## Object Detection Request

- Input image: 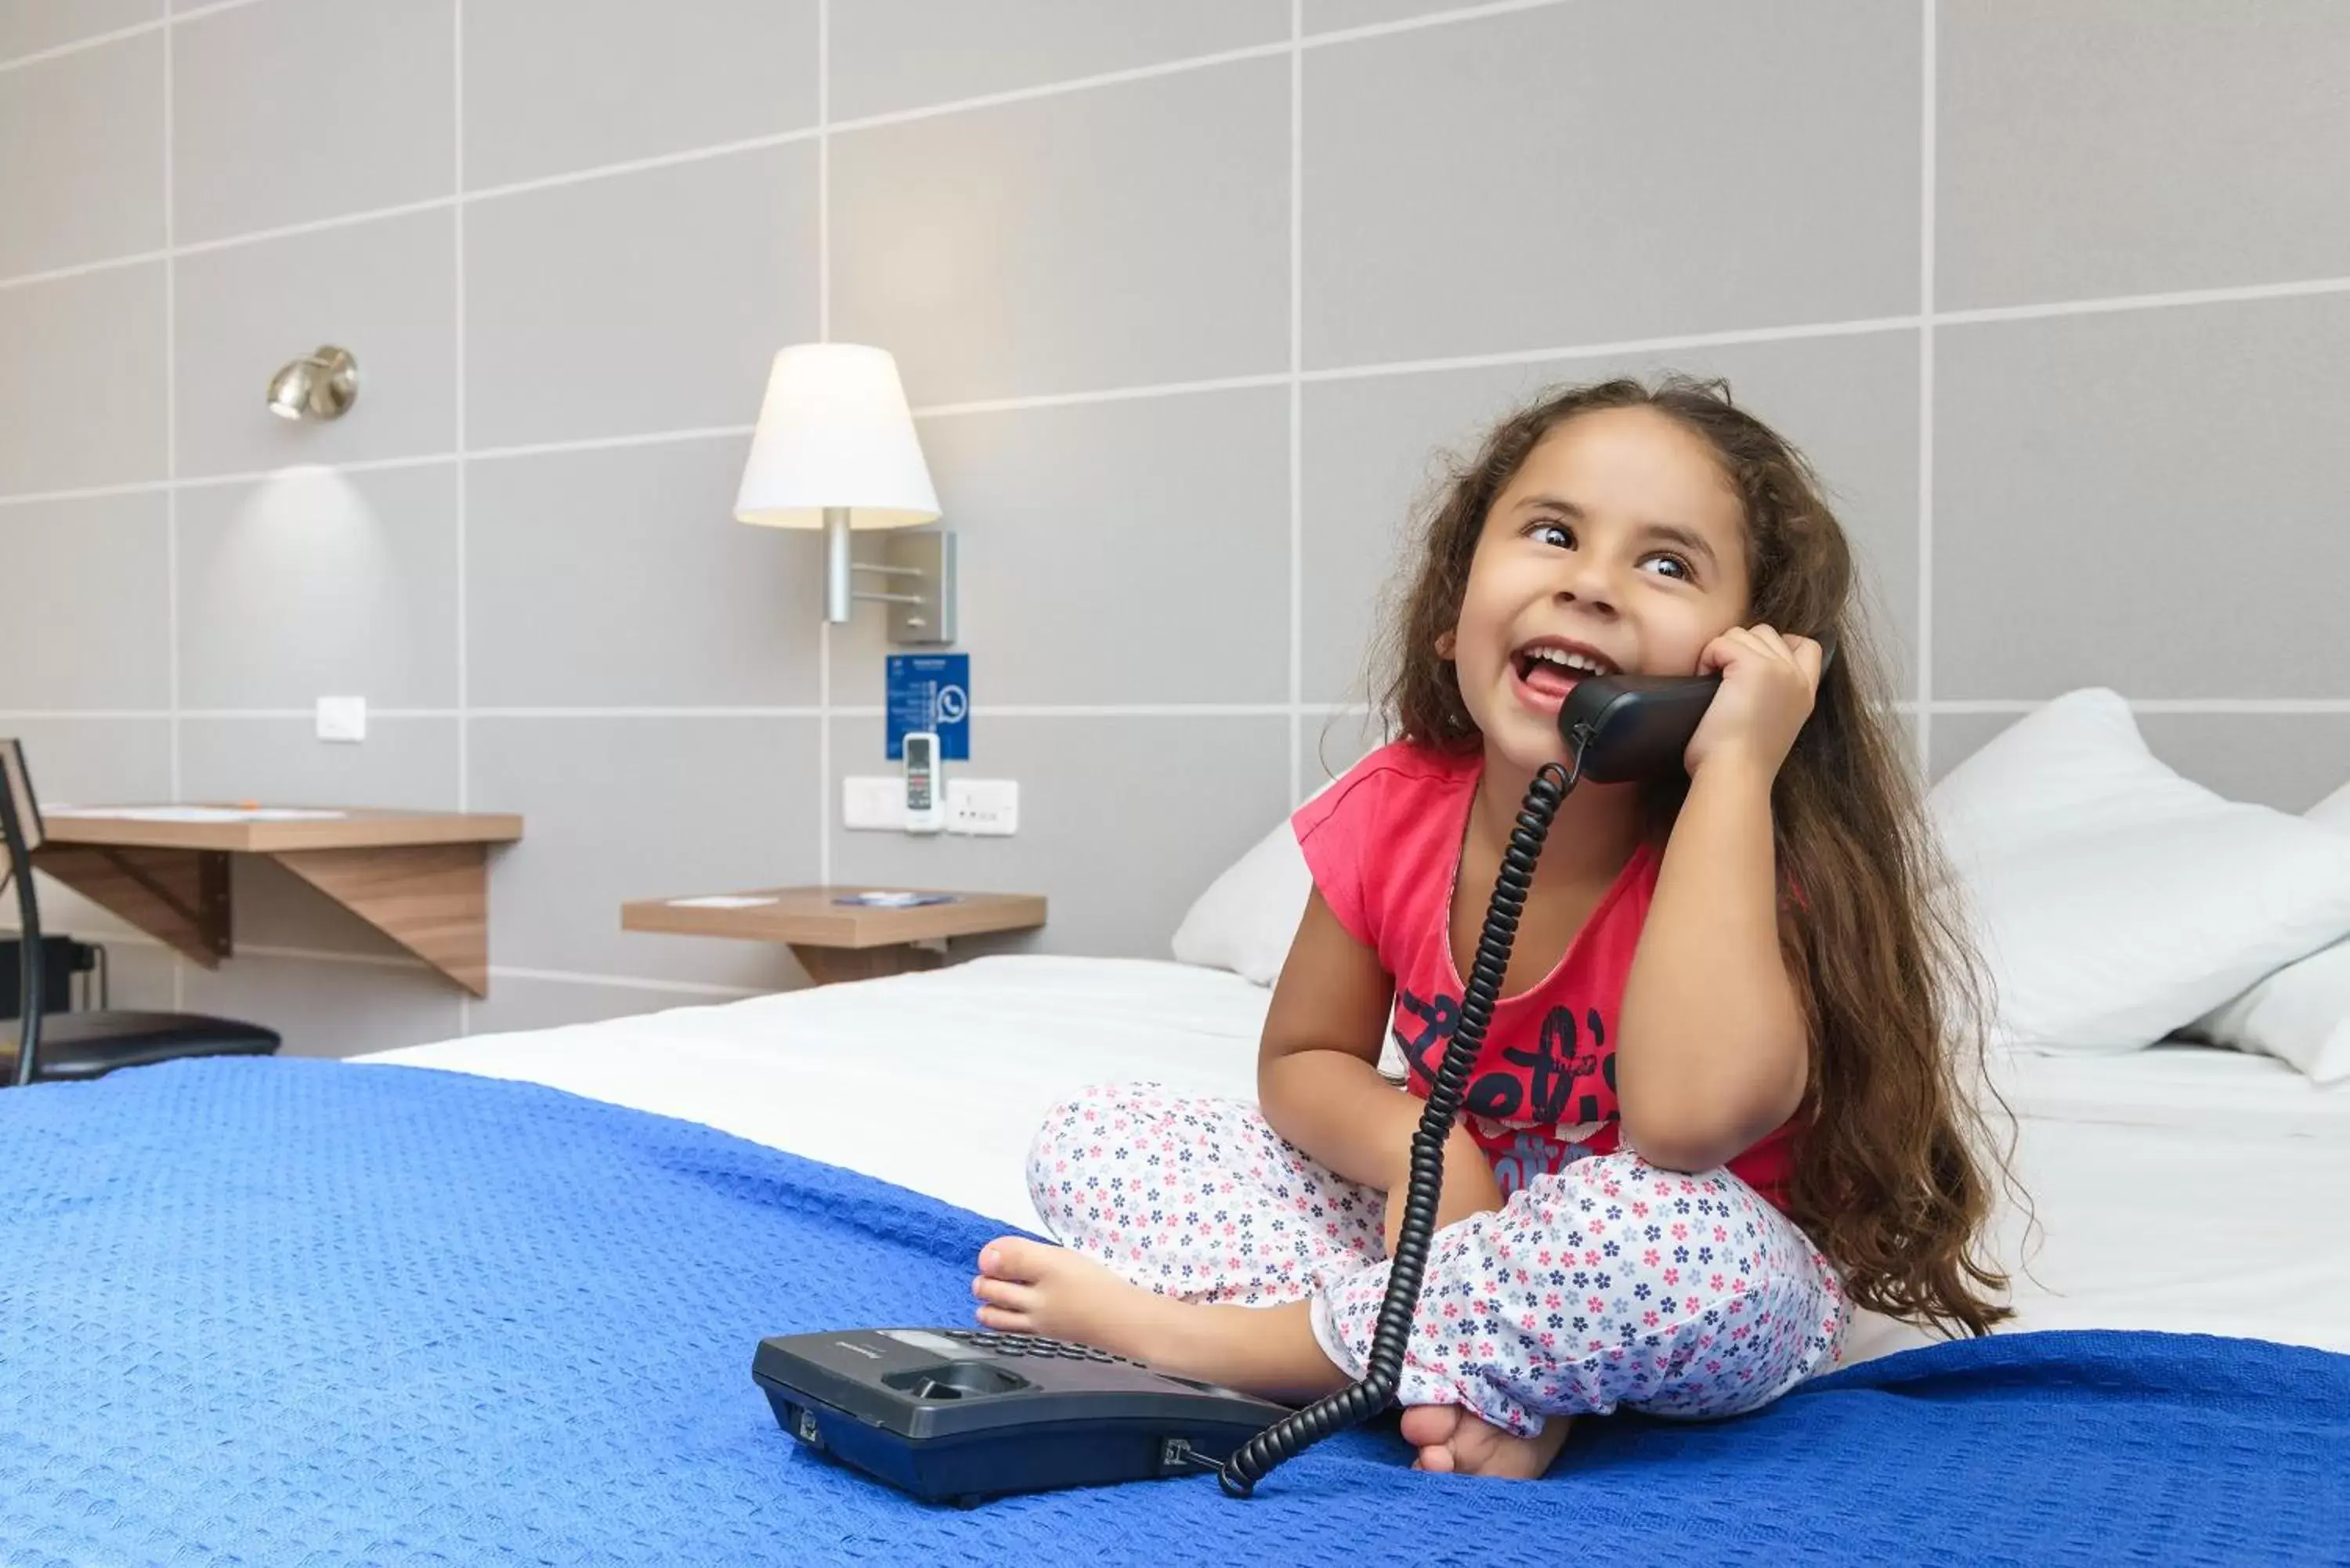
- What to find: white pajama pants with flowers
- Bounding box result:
[1025,1082,1849,1437]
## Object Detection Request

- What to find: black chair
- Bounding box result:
[2,739,280,1086]
[1,934,99,1017]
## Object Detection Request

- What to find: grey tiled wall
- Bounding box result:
[4,0,2347,1053]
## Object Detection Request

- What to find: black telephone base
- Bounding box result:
[754,1327,1291,1506]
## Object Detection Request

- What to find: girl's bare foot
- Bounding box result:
[972,1237,1350,1406]
[972,1237,1193,1367]
[1397,1404,1571,1479]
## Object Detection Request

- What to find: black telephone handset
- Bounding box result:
[1560,630,1838,784]
[754,629,1838,1505]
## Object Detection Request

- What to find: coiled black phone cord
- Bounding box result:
[1217,756,1579,1498]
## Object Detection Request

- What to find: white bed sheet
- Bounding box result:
[363,957,1271,1236]
[360,956,2350,1364]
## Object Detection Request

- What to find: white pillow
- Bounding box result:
[1927,688,2350,1053]
[2186,779,2350,1084]
[2192,940,2350,1084]
[1170,816,1312,987]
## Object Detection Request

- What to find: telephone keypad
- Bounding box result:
[947,1328,1130,1365]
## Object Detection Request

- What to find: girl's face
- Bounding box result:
[1442,406,1755,772]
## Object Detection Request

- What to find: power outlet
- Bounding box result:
[842,776,907,831]
[316,695,367,743]
[946,779,1018,836]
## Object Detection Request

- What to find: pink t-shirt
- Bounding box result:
[1291,740,1799,1213]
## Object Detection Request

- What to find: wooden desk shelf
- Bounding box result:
[31,807,523,996]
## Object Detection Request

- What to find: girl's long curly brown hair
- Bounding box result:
[1368,374,2014,1338]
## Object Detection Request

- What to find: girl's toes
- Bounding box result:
[978,1237,1057,1281]
[972,1274,1036,1310]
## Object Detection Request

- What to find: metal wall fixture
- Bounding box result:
[266,345,360,421]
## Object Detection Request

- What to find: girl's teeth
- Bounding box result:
[1525,648,1605,674]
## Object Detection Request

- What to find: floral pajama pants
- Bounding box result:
[1025,1082,1849,1438]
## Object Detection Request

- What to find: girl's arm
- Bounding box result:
[1257,891,1499,1231]
[1614,757,1810,1172]
[1615,624,1822,1173]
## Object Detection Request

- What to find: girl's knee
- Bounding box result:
[1521,1152,1772,1265]
[1025,1086,1148,1237]
[1028,1082,1156,1158]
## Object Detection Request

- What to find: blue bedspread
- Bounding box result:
[1,1059,2342,1566]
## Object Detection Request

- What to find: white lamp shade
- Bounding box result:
[733,343,940,530]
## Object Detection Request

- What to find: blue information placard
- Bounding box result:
[885,653,969,761]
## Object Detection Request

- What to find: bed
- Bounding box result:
[3,954,2346,1565]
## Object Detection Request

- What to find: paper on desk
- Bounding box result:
[665,895,779,909]
[43,806,351,823]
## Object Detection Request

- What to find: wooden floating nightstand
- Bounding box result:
[619,887,1047,986]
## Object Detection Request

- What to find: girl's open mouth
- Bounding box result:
[1509,640,1617,710]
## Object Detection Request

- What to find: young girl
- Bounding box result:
[972,375,2010,1479]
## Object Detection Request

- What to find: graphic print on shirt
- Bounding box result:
[1391,986,1616,1195]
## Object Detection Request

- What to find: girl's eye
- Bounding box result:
[1530,521,1573,549]
[1641,553,1694,581]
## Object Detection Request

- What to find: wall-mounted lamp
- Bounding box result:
[733,343,956,644]
[266,345,360,421]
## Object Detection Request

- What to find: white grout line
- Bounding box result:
[816,0,834,891]
[176,708,465,720]
[0,711,178,721]
[135,135,826,268]
[1287,0,1304,806]
[464,126,821,207]
[171,193,459,260]
[0,17,167,75]
[163,5,182,1011]
[1914,0,1936,765]
[1301,0,1578,49]
[0,248,168,292]
[0,479,173,509]
[452,0,470,1038]
[175,450,458,491]
[1936,274,2350,327]
[462,706,831,720]
[453,0,469,802]
[162,9,179,812]
[1932,699,2350,716]
[816,0,831,339]
[909,372,1289,421]
[0,923,774,1000]
[827,38,1293,137]
[467,425,753,465]
[1302,313,1928,384]
[483,965,768,999]
[171,0,275,27]
[970,704,1297,719]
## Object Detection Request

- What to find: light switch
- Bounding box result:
[316,695,366,742]
[842,776,907,831]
